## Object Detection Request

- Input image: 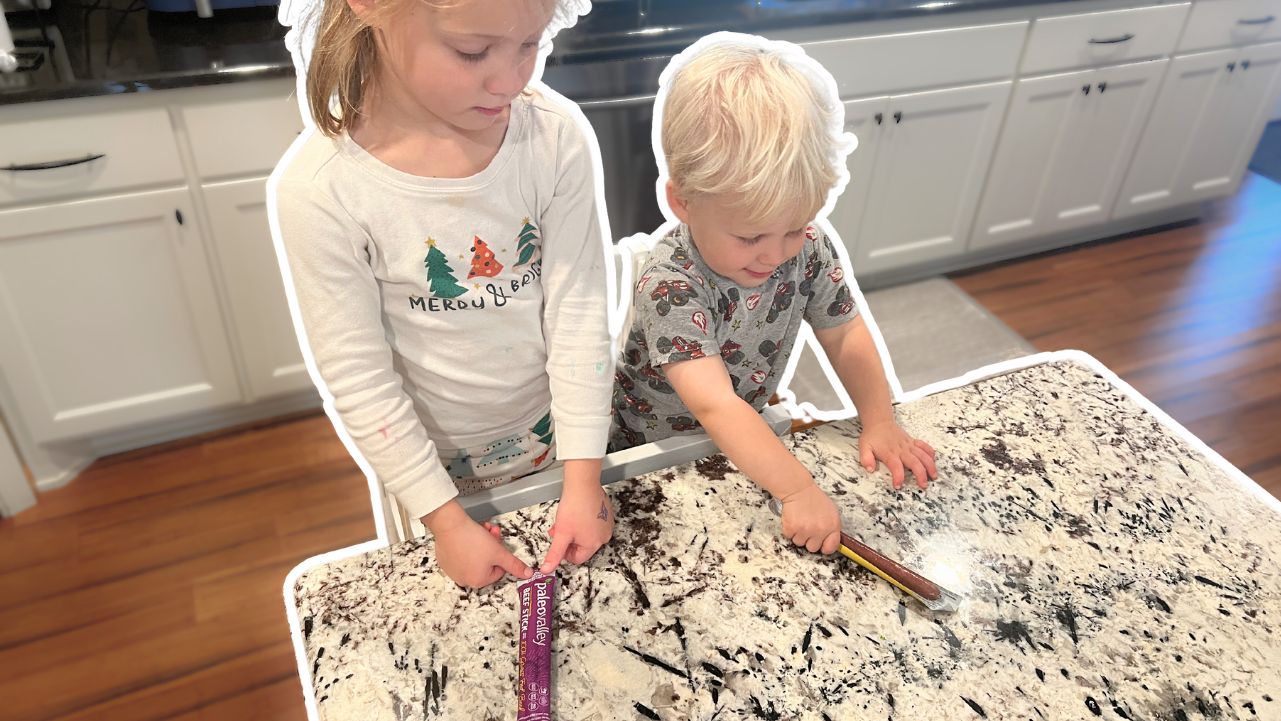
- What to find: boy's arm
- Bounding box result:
[814,316,937,488]
[665,356,841,554]
[665,357,811,499]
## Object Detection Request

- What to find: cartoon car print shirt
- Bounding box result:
[611,222,857,449]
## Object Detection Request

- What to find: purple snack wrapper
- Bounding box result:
[516,573,556,721]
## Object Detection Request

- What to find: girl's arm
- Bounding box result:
[536,108,616,572]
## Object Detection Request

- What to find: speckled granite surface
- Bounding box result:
[292,360,1281,720]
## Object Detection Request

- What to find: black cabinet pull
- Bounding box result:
[874,112,883,125]
[1228,61,1236,72]
[1242,60,1251,70]
[893,111,902,124]
[1082,84,1091,95]
[1088,33,1135,44]
[175,210,185,226]
[1237,15,1275,25]
[1098,81,1108,93]
[3,153,105,172]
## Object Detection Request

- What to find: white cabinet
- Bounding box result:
[837,81,1011,275]
[0,188,241,442]
[971,59,1166,251]
[1116,42,1281,218]
[827,95,888,250]
[204,178,313,401]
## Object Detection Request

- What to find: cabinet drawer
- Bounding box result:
[801,22,1028,98]
[1178,0,1281,52]
[1021,4,1190,75]
[0,108,185,207]
[183,93,306,180]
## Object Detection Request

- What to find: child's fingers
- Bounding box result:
[860,445,876,472]
[887,456,906,490]
[914,439,936,458]
[540,531,573,574]
[903,453,929,489]
[913,445,939,480]
[821,531,841,555]
[497,547,533,580]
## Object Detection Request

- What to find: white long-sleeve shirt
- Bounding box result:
[270,90,613,519]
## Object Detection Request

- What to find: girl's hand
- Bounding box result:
[859,421,938,490]
[779,483,842,555]
[424,501,533,589]
[540,466,614,573]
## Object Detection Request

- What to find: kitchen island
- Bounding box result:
[290,355,1281,720]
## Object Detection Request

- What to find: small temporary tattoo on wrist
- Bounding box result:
[597,501,609,521]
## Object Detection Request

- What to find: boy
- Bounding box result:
[611,36,938,556]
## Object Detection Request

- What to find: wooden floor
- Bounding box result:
[953,174,1281,501]
[1,174,1278,720]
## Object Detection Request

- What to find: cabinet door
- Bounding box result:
[204,178,314,401]
[1176,41,1281,203]
[852,81,1012,274]
[0,189,241,442]
[1113,49,1235,219]
[826,95,889,254]
[971,68,1095,250]
[1041,58,1167,234]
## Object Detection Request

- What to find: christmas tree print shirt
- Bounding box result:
[611,223,856,450]
[273,91,612,519]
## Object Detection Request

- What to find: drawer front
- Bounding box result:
[1021,4,1190,75]
[0,108,185,207]
[183,92,306,180]
[801,22,1028,98]
[1178,0,1281,52]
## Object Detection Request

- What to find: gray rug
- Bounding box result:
[782,277,1035,413]
[1249,120,1281,186]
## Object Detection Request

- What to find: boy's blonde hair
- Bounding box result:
[660,38,850,228]
[303,0,579,137]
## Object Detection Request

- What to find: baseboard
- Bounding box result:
[33,390,324,492]
[855,203,1204,290]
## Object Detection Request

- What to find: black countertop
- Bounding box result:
[0,0,1080,106]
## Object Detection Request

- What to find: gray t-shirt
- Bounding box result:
[611,223,857,449]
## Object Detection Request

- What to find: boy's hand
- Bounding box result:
[778,483,842,554]
[424,500,533,589]
[540,460,614,573]
[859,420,937,490]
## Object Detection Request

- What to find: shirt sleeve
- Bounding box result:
[538,112,614,460]
[801,226,860,330]
[271,175,457,520]
[635,261,718,367]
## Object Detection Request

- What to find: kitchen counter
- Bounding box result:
[2,0,1124,105]
[289,356,1281,720]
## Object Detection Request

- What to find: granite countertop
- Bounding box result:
[1,0,1106,105]
[291,359,1281,721]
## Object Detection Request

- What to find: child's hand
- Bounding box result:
[424,501,533,589]
[859,420,938,490]
[779,483,842,554]
[540,466,614,573]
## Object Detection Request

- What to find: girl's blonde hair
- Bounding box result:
[660,38,852,228]
[303,0,584,137]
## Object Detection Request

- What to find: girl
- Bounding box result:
[271,0,615,588]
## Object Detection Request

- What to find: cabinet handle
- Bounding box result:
[1088,33,1135,44]
[3,153,105,172]
[175,210,185,226]
[1082,84,1091,95]
[893,111,902,124]
[1228,61,1237,72]
[1098,81,1107,93]
[1237,15,1275,25]
[874,112,883,125]
[1242,60,1251,70]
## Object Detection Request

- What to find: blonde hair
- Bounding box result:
[660,38,850,227]
[303,0,582,137]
